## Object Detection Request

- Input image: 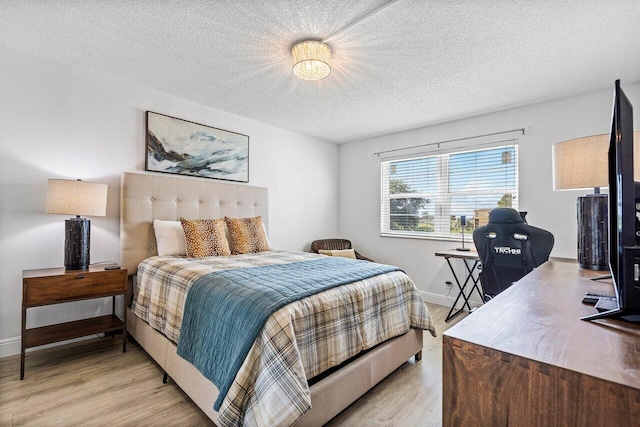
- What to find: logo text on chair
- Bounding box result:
[494,247,522,255]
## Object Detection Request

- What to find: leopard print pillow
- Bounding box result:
[180,218,231,258]
[225,216,271,255]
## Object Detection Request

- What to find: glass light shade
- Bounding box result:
[291,40,331,81]
[552,132,640,191]
[46,179,108,217]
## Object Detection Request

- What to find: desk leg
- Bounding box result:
[445,258,471,322]
[464,260,484,302]
[445,258,480,323]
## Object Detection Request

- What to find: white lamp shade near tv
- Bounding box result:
[552,132,640,270]
[552,132,640,191]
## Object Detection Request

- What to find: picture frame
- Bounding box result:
[145,111,249,183]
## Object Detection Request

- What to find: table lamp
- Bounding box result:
[46,179,108,270]
[552,132,640,270]
[456,215,470,251]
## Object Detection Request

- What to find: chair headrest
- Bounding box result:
[488,208,525,224]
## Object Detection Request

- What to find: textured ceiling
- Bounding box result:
[1,0,639,143]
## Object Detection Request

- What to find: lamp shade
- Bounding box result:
[291,40,331,81]
[46,179,108,217]
[552,132,640,190]
[552,132,640,270]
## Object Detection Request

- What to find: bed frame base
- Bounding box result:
[126,307,423,426]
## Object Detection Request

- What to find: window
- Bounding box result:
[380,144,518,239]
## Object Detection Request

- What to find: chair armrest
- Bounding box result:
[354,251,375,262]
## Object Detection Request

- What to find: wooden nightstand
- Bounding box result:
[21,265,128,379]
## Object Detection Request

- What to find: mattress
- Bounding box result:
[131,250,435,426]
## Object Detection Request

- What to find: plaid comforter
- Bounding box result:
[132,250,435,427]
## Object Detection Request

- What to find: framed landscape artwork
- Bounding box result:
[145,111,249,183]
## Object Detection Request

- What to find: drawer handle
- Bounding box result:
[76,275,85,279]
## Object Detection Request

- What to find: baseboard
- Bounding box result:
[419,290,483,310]
[0,336,20,358]
[0,334,102,359]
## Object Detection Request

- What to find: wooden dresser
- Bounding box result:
[443,261,640,426]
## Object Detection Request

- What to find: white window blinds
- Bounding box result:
[380,143,519,240]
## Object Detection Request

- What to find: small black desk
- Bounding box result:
[435,250,483,322]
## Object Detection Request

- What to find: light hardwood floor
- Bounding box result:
[0,303,467,426]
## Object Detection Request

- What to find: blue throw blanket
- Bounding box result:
[176,256,400,410]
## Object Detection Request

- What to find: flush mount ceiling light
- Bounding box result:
[291,40,332,81]
[289,1,402,81]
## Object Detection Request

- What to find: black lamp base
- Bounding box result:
[577,194,608,270]
[65,217,90,270]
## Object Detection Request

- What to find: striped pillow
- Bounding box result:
[180,218,231,258]
[318,249,357,259]
[225,216,271,254]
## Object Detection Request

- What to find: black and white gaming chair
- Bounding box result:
[473,208,554,301]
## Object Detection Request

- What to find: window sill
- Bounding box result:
[380,232,473,243]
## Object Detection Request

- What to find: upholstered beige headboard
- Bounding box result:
[120,172,268,275]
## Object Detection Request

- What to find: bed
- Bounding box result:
[120,171,435,426]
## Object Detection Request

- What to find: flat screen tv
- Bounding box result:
[583,80,640,322]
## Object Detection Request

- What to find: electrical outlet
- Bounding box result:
[445,281,453,288]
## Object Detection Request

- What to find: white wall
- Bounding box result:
[0,46,339,355]
[3,42,638,355]
[339,83,640,307]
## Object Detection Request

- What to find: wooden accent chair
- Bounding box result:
[310,238,374,262]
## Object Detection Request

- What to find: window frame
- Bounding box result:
[380,143,519,241]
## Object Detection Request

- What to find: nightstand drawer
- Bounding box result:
[23,269,126,305]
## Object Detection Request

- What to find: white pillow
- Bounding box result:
[153,219,186,256]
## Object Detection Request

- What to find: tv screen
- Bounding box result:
[583,80,640,321]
